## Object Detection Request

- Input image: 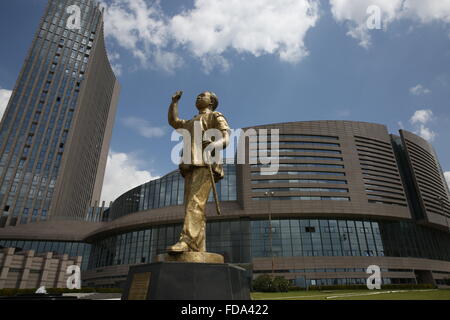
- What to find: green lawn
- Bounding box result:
[252,289,450,300]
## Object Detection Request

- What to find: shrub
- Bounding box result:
[252,275,291,292]
[0,288,37,297]
[252,275,274,292]
[381,284,435,290]
[272,276,290,292]
[308,283,436,291]
[309,284,367,291]
[288,286,306,291]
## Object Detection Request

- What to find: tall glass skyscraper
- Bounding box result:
[0,0,120,227]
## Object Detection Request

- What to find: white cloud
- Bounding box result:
[410,109,433,124]
[122,116,167,138]
[445,171,450,190]
[199,54,231,74]
[330,0,403,48]
[153,49,184,74]
[111,64,123,76]
[330,0,450,48]
[416,124,436,142]
[100,0,320,72]
[101,0,183,74]
[336,109,351,118]
[170,0,320,66]
[108,51,123,76]
[409,109,436,142]
[0,88,12,119]
[409,84,431,96]
[101,0,169,50]
[101,151,159,203]
[403,0,450,24]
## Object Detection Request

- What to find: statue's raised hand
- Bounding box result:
[172,91,183,103]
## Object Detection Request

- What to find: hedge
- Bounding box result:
[288,286,307,291]
[308,283,436,291]
[0,287,122,297]
[252,275,290,292]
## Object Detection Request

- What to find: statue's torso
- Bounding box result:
[178,112,229,181]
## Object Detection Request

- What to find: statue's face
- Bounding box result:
[196,92,212,111]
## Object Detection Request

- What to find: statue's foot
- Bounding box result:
[167,241,189,253]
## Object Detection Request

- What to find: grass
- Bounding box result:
[251,289,450,300]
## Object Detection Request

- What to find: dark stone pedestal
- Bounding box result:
[122,262,251,300]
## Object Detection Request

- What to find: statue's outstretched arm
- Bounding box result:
[168,90,185,129]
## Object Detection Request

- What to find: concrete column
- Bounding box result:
[18,250,35,289]
[0,248,15,289]
[38,252,53,288]
[55,254,69,288]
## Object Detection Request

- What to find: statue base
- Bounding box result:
[122,262,251,300]
[156,252,224,263]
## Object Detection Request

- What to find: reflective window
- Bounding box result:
[85,219,450,270]
[0,239,91,270]
[108,165,237,221]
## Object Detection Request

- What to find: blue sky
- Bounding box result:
[0,0,449,202]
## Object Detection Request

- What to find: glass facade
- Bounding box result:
[380,221,450,261]
[87,218,450,270]
[108,165,237,221]
[88,219,250,269]
[251,219,384,258]
[0,239,91,270]
[0,0,102,227]
[85,205,109,222]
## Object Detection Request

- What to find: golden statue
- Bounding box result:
[166,91,230,255]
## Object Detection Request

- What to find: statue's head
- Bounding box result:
[196,91,219,112]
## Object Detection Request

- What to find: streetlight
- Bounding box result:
[265,191,275,277]
[437,196,450,233]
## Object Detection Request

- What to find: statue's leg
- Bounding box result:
[167,170,193,253]
[179,166,212,252]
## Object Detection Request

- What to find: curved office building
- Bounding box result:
[1,121,450,288]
